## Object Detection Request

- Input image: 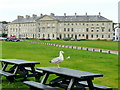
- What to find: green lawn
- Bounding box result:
[1,41,118,89]
[27,39,119,51]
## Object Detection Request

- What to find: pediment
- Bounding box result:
[36,15,57,21]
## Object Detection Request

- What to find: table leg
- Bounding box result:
[2,63,8,71]
[67,78,75,90]
[41,72,49,84]
[87,79,94,90]
[13,66,19,74]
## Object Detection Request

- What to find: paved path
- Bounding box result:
[21,40,119,55]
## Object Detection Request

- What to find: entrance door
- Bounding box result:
[86,34,88,40]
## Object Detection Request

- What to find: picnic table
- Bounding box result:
[0,59,43,81]
[24,67,112,90]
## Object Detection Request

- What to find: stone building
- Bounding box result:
[0,22,8,37]
[8,13,113,40]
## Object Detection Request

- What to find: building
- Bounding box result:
[8,13,113,40]
[113,23,120,41]
[0,21,8,37]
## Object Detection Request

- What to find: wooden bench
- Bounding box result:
[24,81,58,90]
[79,82,112,90]
[0,70,14,77]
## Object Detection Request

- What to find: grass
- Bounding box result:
[27,39,119,51]
[1,41,118,89]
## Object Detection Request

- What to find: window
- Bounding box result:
[79,34,81,37]
[96,35,98,38]
[38,28,40,32]
[91,30,94,32]
[68,28,70,31]
[86,28,89,32]
[108,34,110,38]
[101,27,105,32]
[71,34,73,38]
[64,28,66,31]
[68,34,70,37]
[102,35,104,38]
[38,34,40,37]
[71,28,74,32]
[53,34,54,38]
[48,34,50,37]
[102,23,104,25]
[82,34,84,37]
[91,34,93,38]
[43,34,45,38]
[108,28,110,32]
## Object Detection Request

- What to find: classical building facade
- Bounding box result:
[0,22,8,37]
[8,13,113,40]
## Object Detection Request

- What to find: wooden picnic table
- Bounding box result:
[0,59,42,81]
[36,67,104,90]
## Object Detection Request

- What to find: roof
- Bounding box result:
[11,17,40,23]
[53,15,111,22]
[11,15,112,23]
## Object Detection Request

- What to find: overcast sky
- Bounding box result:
[0,0,119,22]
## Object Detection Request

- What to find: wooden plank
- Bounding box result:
[0,70,14,77]
[79,82,112,90]
[24,81,58,90]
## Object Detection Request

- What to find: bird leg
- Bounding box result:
[57,64,60,68]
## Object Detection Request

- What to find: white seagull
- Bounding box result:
[49,51,64,68]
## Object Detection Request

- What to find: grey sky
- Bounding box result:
[0,0,119,22]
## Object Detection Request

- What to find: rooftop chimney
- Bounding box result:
[75,13,77,18]
[17,16,24,19]
[50,13,55,16]
[86,12,87,16]
[64,13,66,17]
[99,12,101,17]
[26,15,30,19]
[32,14,37,18]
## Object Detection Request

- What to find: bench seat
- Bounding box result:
[79,82,112,90]
[24,81,58,90]
[0,70,14,77]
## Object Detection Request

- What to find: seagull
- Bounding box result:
[49,51,64,68]
[66,56,70,60]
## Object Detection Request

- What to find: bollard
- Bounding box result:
[108,50,110,54]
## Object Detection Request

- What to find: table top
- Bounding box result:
[0,59,40,65]
[37,67,103,79]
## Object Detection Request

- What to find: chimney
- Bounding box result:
[75,13,77,18]
[99,12,101,17]
[50,13,55,16]
[26,15,30,19]
[64,13,66,17]
[86,12,87,16]
[32,14,37,18]
[17,16,24,19]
